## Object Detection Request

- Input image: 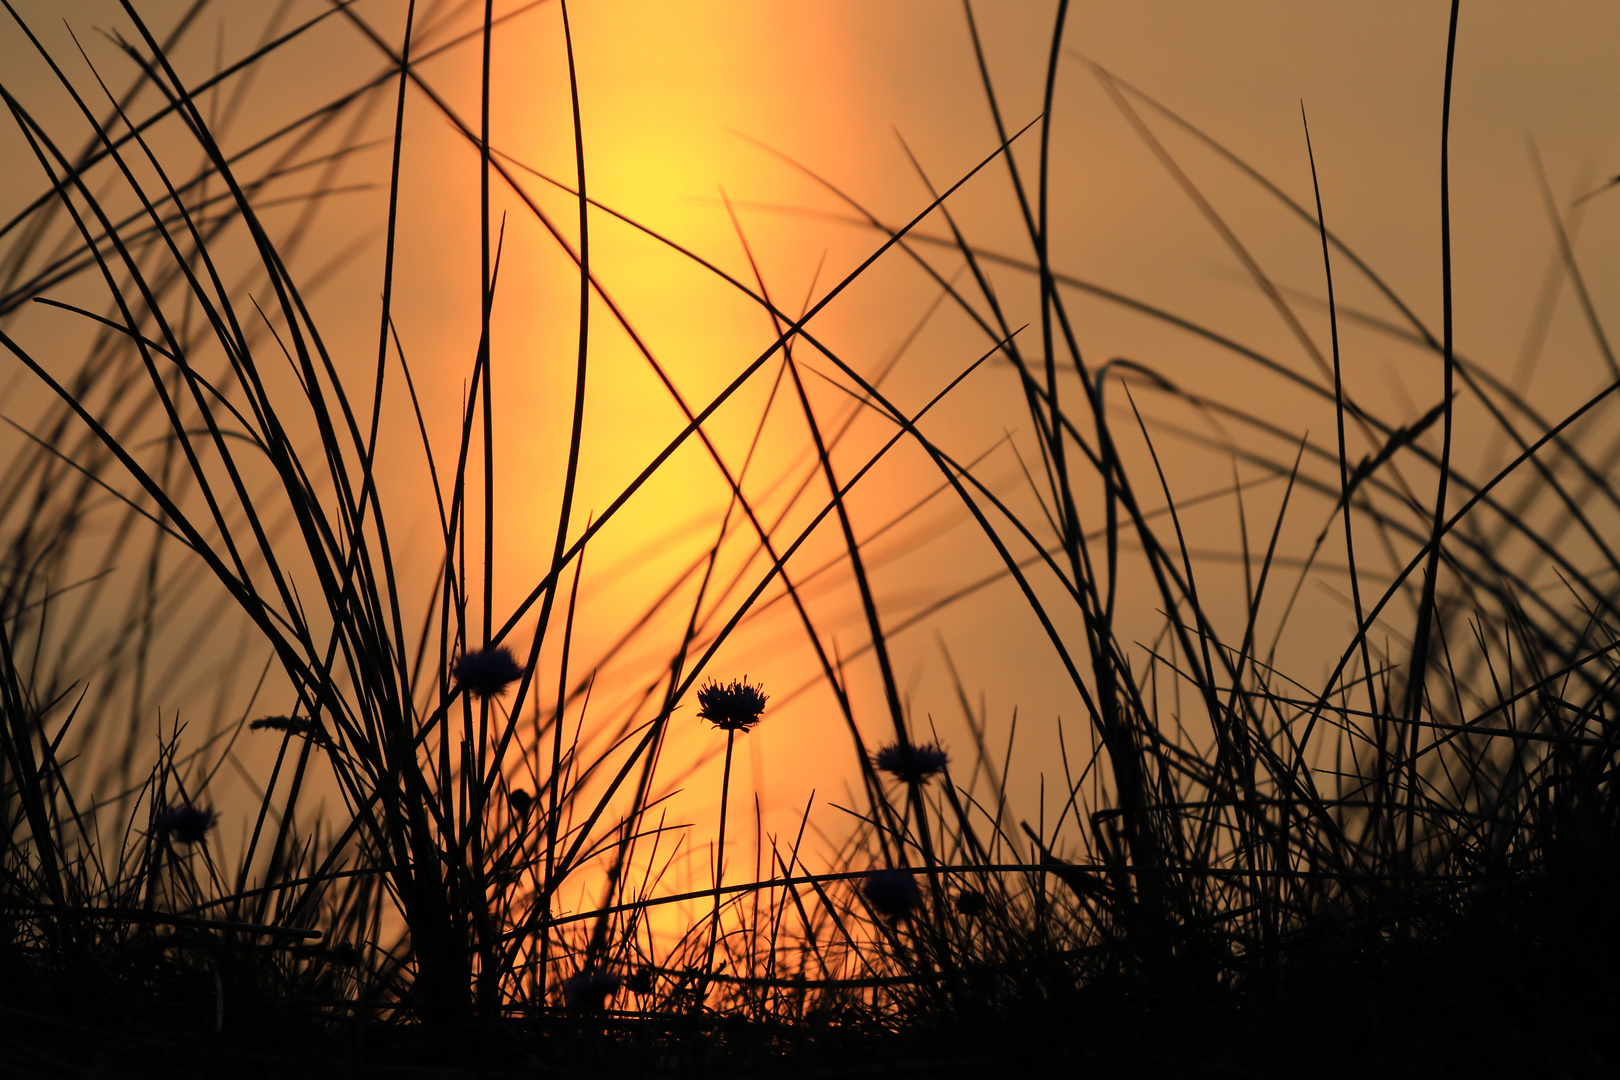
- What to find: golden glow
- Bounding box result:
[16,0,1619,981]
[394,2,895,883]
[383,1,1620,912]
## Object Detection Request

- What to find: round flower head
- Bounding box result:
[696,678,768,732]
[861,867,923,919]
[624,965,656,995]
[507,788,533,819]
[954,888,989,918]
[453,646,524,699]
[873,741,950,784]
[156,803,217,845]
[562,969,623,1010]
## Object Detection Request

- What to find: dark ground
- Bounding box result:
[7,863,1620,1080]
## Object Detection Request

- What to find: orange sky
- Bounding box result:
[382,0,1620,873]
[6,0,1620,916]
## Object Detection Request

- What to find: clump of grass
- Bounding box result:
[2,1,1620,1075]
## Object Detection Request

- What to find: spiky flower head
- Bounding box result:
[453,646,524,699]
[156,803,217,845]
[873,741,950,784]
[562,969,624,1010]
[696,677,768,732]
[861,867,922,918]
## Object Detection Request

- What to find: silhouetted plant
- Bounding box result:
[695,677,769,733]
[873,742,950,785]
[1,1,1617,1073]
[861,869,923,920]
[155,804,217,845]
[452,645,524,700]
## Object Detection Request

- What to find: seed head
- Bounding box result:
[508,788,533,818]
[861,867,922,919]
[873,741,950,784]
[453,646,524,699]
[562,969,623,1010]
[696,678,768,732]
[954,888,989,918]
[156,803,217,845]
[250,714,331,748]
[624,965,656,995]
[250,714,311,735]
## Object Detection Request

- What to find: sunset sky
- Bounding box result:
[5,0,1620,895]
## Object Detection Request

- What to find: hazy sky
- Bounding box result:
[5,1,1620,880]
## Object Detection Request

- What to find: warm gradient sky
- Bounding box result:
[5,0,1620,896]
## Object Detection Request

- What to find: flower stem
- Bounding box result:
[701,728,736,1007]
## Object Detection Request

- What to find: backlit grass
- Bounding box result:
[3,2,1619,1075]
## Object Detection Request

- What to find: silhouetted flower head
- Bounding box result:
[156,803,217,845]
[250,714,331,748]
[873,741,950,784]
[696,678,768,732]
[508,788,533,818]
[861,868,922,918]
[250,714,311,735]
[562,969,623,1010]
[453,646,524,699]
[954,888,989,918]
[625,965,656,995]
[326,943,364,967]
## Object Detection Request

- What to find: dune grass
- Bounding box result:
[2,0,1619,1074]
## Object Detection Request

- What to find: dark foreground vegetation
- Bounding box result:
[7,871,1620,1077]
[4,1,1620,1075]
